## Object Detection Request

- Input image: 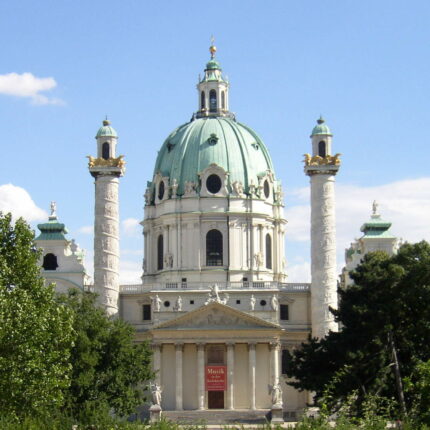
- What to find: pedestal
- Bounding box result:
[271,405,284,423]
[149,404,162,422]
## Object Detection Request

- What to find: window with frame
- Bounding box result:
[102,142,110,160]
[266,233,272,269]
[142,304,151,321]
[209,89,217,112]
[206,229,223,266]
[201,91,205,109]
[318,141,327,157]
[280,304,289,320]
[157,234,164,270]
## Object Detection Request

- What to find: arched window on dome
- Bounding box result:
[157,234,164,270]
[265,234,272,270]
[201,91,205,110]
[206,229,223,266]
[102,142,110,160]
[318,141,327,158]
[43,253,58,271]
[221,91,225,110]
[209,90,217,112]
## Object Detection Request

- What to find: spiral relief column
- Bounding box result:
[88,119,125,316]
[304,117,340,338]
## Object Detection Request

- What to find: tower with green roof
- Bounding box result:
[342,201,399,288]
[35,202,88,293]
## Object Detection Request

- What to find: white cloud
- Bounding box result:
[284,177,430,279]
[286,261,311,283]
[121,218,141,236]
[119,260,142,285]
[78,225,93,234]
[0,183,47,222]
[0,72,64,105]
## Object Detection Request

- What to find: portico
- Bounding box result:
[150,302,282,411]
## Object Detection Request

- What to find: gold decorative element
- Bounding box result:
[303,153,341,166]
[209,35,216,58]
[87,155,126,168]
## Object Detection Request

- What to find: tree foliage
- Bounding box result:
[0,213,74,418]
[60,290,154,419]
[286,241,430,418]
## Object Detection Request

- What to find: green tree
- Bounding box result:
[0,213,75,419]
[286,242,430,418]
[60,290,153,420]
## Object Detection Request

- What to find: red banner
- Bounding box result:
[205,366,226,391]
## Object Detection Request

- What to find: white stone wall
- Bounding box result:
[310,174,338,338]
[94,175,120,316]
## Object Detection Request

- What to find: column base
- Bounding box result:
[149,405,162,422]
[271,405,284,423]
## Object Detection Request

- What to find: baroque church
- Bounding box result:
[35,43,399,421]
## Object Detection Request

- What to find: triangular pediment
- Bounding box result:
[153,302,279,330]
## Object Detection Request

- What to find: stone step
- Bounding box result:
[163,409,271,424]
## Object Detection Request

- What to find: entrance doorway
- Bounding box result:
[206,345,226,409]
[208,391,224,409]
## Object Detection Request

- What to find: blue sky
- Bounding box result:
[1,0,429,283]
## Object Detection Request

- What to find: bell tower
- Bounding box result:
[304,117,341,338]
[88,119,125,316]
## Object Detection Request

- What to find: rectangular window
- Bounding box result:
[282,349,290,375]
[280,304,289,320]
[143,304,151,321]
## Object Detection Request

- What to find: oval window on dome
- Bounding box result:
[206,174,222,194]
[264,180,270,199]
[158,181,165,200]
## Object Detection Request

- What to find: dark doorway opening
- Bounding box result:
[208,391,224,409]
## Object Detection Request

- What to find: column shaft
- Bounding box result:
[153,343,161,385]
[270,342,280,386]
[227,343,235,410]
[197,343,205,410]
[175,343,183,411]
[248,343,256,410]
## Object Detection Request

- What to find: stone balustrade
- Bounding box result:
[119,282,310,294]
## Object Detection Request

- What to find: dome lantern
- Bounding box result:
[196,39,231,119]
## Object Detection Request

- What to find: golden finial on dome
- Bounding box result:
[209,35,217,59]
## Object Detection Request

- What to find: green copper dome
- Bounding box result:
[152,117,276,197]
[206,59,221,70]
[96,119,118,138]
[36,218,68,241]
[311,116,332,136]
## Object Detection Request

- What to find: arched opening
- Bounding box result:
[265,234,272,269]
[264,180,270,199]
[209,90,217,112]
[158,181,165,200]
[43,253,58,271]
[157,234,164,270]
[206,229,223,266]
[102,142,110,160]
[318,141,327,157]
[201,91,205,109]
[221,91,225,109]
